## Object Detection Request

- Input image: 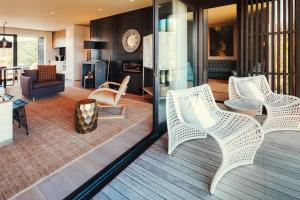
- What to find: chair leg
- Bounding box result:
[210,159,254,194]
[22,108,29,135]
[97,104,127,119]
[13,107,29,135]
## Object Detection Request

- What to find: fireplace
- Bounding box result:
[122,61,142,74]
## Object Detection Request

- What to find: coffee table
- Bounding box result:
[224,99,259,117]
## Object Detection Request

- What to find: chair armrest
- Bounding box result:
[214,108,263,130]
[56,73,65,84]
[98,81,121,89]
[88,88,125,99]
[20,75,32,98]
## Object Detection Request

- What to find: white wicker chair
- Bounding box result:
[229,75,300,134]
[166,84,264,194]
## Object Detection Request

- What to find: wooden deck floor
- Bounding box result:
[94,130,300,200]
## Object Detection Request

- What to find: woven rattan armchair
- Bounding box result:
[229,75,300,133]
[166,84,264,194]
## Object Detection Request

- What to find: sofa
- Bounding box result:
[208,60,237,80]
[20,69,65,100]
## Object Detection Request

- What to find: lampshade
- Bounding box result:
[0,22,12,48]
[83,41,105,49]
[0,37,12,48]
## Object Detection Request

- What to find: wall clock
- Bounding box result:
[122,29,141,53]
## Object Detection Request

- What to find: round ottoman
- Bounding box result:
[75,99,98,134]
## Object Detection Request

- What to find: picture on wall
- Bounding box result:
[209,25,234,59]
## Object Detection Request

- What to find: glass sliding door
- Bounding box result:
[154,0,196,134]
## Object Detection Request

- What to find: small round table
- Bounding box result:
[75,99,98,134]
[224,99,259,117]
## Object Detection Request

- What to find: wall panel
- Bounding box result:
[240,0,297,95]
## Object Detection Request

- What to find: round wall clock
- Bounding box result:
[122,29,141,53]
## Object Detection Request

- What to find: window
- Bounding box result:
[17,36,39,68]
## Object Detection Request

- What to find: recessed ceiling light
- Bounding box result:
[50,11,55,15]
[98,8,103,11]
[130,0,135,2]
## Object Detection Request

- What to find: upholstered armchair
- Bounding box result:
[20,69,65,100]
[88,76,130,118]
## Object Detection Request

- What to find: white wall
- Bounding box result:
[2,27,56,63]
[66,25,90,81]
[66,26,75,80]
[0,101,13,148]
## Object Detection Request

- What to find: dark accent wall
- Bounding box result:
[90,7,153,94]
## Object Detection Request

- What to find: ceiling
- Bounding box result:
[0,0,152,31]
[207,4,237,25]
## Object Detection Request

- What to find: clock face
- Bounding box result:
[122,29,141,53]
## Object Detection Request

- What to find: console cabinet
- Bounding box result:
[81,60,107,88]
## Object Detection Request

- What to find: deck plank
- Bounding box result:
[98,130,300,200]
[101,185,128,200]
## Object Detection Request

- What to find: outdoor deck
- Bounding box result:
[94,130,300,200]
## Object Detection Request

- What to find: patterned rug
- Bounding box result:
[0,87,152,200]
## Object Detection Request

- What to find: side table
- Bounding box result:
[75,99,98,134]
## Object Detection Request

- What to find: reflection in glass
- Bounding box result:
[156,0,195,132]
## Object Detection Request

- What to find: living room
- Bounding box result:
[0,0,153,199]
[1,0,300,199]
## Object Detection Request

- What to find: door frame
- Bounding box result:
[153,0,200,136]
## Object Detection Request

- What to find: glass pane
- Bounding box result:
[156,0,195,132]
[0,35,14,67]
[17,36,39,68]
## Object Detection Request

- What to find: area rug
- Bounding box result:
[0,87,152,200]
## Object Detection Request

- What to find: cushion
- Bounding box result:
[179,95,216,129]
[236,80,265,103]
[38,65,56,81]
[24,70,38,82]
[91,90,116,105]
[32,80,63,89]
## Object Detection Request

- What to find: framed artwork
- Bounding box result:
[209,24,236,60]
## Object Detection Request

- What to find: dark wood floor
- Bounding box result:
[94,130,300,200]
[208,79,229,102]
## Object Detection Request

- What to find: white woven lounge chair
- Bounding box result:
[166,84,264,194]
[229,75,300,133]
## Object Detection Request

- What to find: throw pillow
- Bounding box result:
[237,79,265,103]
[38,65,56,81]
[179,95,216,129]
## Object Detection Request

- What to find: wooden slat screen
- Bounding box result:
[240,0,296,95]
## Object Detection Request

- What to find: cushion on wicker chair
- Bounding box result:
[237,80,264,103]
[179,95,216,129]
